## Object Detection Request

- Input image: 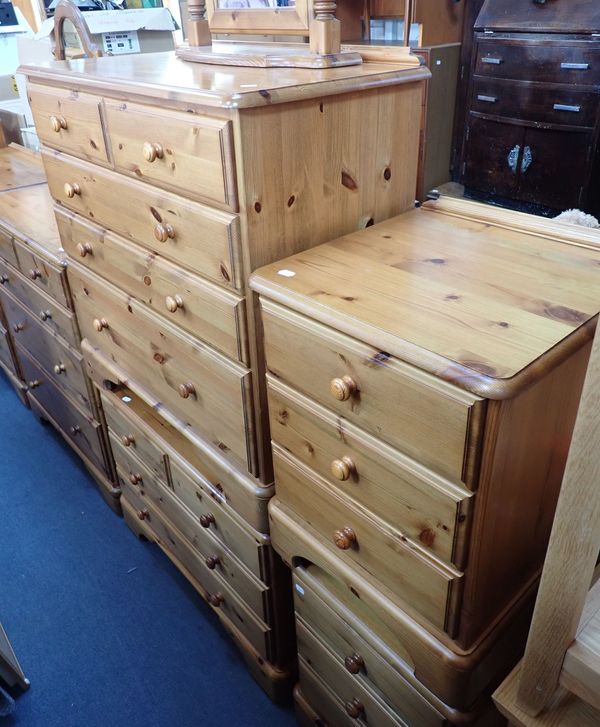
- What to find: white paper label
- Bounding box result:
[103,30,140,55]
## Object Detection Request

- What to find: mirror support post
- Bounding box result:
[188,0,212,47]
[310,0,341,55]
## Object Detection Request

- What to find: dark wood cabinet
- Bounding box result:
[458,0,600,216]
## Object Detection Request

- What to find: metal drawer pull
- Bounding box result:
[553,103,581,113]
[507,144,520,174]
[561,62,590,70]
[477,94,497,103]
[482,56,502,65]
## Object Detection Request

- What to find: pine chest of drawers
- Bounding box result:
[21,50,430,698]
[251,196,600,723]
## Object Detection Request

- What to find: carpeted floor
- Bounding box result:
[0,373,296,727]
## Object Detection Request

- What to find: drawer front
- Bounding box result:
[122,482,271,660]
[472,78,598,127]
[28,84,109,165]
[69,263,255,472]
[268,377,472,568]
[0,227,18,268]
[0,259,77,347]
[19,346,104,469]
[12,238,70,309]
[115,447,268,619]
[2,290,91,411]
[262,301,484,487]
[104,100,237,210]
[43,150,242,289]
[475,42,600,85]
[55,209,248,363]
[0,323,17,376]
[298,658,362,727]
[274,446,462,632]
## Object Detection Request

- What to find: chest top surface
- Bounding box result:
[0,147,46,194]
[250,198,600,398]
[20,51,429,109]
[0,185,62,262]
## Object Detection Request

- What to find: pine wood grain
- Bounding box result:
[0,186,61,258]
[0,145,46,193]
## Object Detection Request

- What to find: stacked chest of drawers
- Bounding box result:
[0,181,119,510]
[251,196,600,724]
[22,51,429,697]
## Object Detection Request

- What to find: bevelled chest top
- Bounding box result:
[250,197,600,398]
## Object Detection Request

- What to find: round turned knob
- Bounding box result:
[143,141,164,163]
[40,310,52,322]
[93,318,109,332]
[69,425,81,435]
[330,375,358,402]
[137,508,150,521]
[121,434,135,447]
[333,526,356,550]
[331,456,356,482]
[178,382,195,399]
[12,322,24,333]
[165,294,184,313]
[344,653,365,675]
[0,274,8,284]
[344,698,364,719]
[200,513,215,529]
[64,182,81,198]
[153,223,175,243]
[29,269,42,281]
[209,592,224,607]
[205,554,220,570]
[129,473,143,486]
[77,242,93,257]
[28,379,41,389]
[53,363,66,375]
[50,115,67,132]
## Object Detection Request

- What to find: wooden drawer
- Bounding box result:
[69,263,255,473]
[268,376,473,568]
[115,445,269,620]
[472,78,598,128]
[43,150,242,289]
[0,259,78,347]
[298,658,363,727]
[122,481,272,660]
[28,84,109,165]
[104,100,237,210]
[262,300,484,488]
[273,446,463,632]
[475,42,600,85]
[1,289,91,411]
[0,227,18,268]
[19,345,104,470]
[12,238,70,309]
[0,322,17,376]
[55,209,248,363]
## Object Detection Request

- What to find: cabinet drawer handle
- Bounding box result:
[165,294,184,313]
[209,592,224,608]
[143,141,164,163]
[77,242,93,257]
[29,268,42,281]
[64,182,81,198]
[69,425,81,435]
[12,322,24,333]
[553,103,581,113]
[154,223,175,242]
[344,653,365,674]
[137,508,150,521]
[344,698,364,719]
[333,526,356,550]
[205,554,220,570]
[50,115,67,132]
[178,382,195,399]
[561,62,590,70]
[330,375,357,402]
[0,274,8,284]
[477,94,497,103]
[129,473,143,485]
[93,318,109,332]
[482,56,502,65]
[53,363,66,375]
[200,512,215,528]
[28,379,42,389]
[40,310,52,321]
[121,434,135,447]
[331,456,356,482]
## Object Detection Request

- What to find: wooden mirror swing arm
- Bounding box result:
[52,0,103,61]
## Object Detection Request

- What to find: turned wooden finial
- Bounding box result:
[187,0,212,47]
[310,0,341,55]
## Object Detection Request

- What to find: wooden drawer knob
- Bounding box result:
[205,554,220,570]
[137,508,150,521]
[28,379,42,389]
[53,363,66,375]
[69,425,81,435]
[344,698,364,719]
[165,294,184,313]
[333,526,356,550]
[121,434,135,447]
[200,512,215,528]
[209,592,224,607]
[330,375,357,401]
[77,242,93,257]
[12,322,24,333]
[129,473,143,485]
[50,115,67,132]
[0,274,8,284]
[29,269,42,281]
[93,318,109,332]
[178,382,195,399]
[40,310,52,322]
[154,223,175,243]
[143,141,164,163]
[331,456,356,481]
[64,182,81,198]
[344,653,365,674]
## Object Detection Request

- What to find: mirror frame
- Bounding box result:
[53,0,103,60]
[205,0,311,35]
